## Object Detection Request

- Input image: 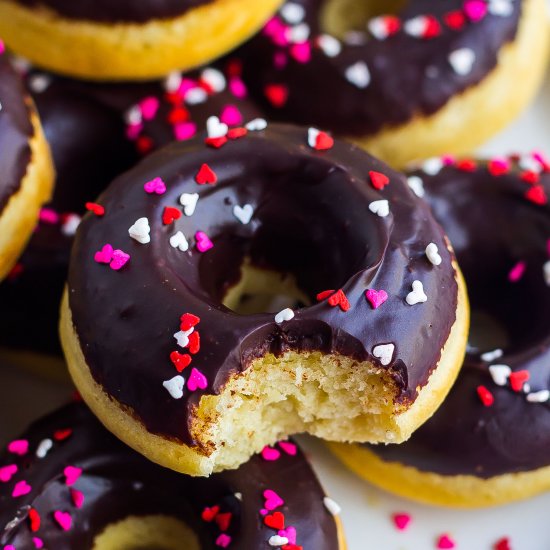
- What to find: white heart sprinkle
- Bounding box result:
[406,280,427,305]
[233,204,254,225]
[323,496,342,515]
[345,61,370,89]
[449,48,476,75]
[403,16,428,37]
[287,22,310,43]
[234,492,243,501]
[307,127,320,148]
[425,243,442,266]
[367,17,391,40]
[163,375,185,399]
[368,200,390,218]
[125,104,142,125]
[128,217,151,244]
[174,327,194,348]
[185,87,208,105]
[61,214,81,237]
[543,261,550,286]
[280,2,305,24]
[318,34,341,57]
[489,0,514,16]
[488,364,512,386]
[246,118,268,132]
[28,73,51,94]
[169,231,189,252]
[422,157,444,176]
[206,116,228,138]
[407,175,425,197]
[179,192,199,216]
[268,535,289,547]
[200,67,226,92]
[36,438,53,458]
[527,389,550,403]
[275,308,295,324]
[480,348,503,362]
[163,71,182,92]
[373,343,395,366]
[518,155,541,174]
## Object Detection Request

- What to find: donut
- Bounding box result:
[0,64,261,374]
[0,49,54,282]
[0,402,345,549]
[330,152,550,507]
[60,123,468,476]
[0,0,283,80]
[234,0,548,167]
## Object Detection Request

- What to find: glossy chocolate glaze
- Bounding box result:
[0,403,339,549]
[0,66,261,357]
[67,124,458,445]
[237,0,522,137]
[15,0,213,23]
[0,52,33,214]
[369,157,550,477]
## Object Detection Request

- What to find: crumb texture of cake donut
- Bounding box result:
[0,402,345,550]
[0,49,54,282]
[330,152,550,507]
[0,0,284,80]
[0,64,261,372]
[61,123,468,476]
[236,0,548,167]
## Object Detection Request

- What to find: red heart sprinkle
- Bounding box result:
[53,429,72,441]
[265,84,289,108]
[444,10,466,29]
[494,537,511,550]
[162,206,182,225]
[423,16,441,38]
[180,313,200,331]
[509,370,530,392]
[205,136,228,149]
[488,159,510,176]
[525,185,547,205]
[327,289,350,312]
[477,385,494,407]
[85,202,104,216]
[168,107,189,124]
[215,512,232,532]
[188,331,200,355]
[316,290,335,301]
[369,171,390,190]
[136,135,154,155]
[520,170,539,185]
[456,159,477,172]
[195,163,217,185]
[201,505,220,522]
[228,127,248,140]
[170,351,192,372]
[264,511,285,530]
[29,508,40,532]
[314,131,334,151]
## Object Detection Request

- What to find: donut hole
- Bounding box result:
[320,0,406,38]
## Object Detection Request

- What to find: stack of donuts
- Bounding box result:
[0,0,548,547]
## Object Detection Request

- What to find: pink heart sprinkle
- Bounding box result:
[261,446,281,461]
[260,508,268,516]
[144,176,166,195]
[64,466,82,486]
[187,368,208,391]
[94,244,114,264]
[5,545,15,550]
[39,208,59,224]
[508,261,526,282]
[278,526,297,545]
[229,77,247,99]
[126,122,143,140]
[365,289,388,309]
[195,231,214,253]
[274,51,288,69]
[12,480,31,498]
[278,440,297,456]
[463,0,487,21]
[0,464,17,482]
[33,537,44,549]
[392,512,411,531]
[109,249,130,271]
[290,42,311,63]
[70,488,84,508]
[215,533,231,548]
[437,534,456,549]
[8,440,28,456]
[220,104,242,127]
[54,510,72,531]
[264,489,284,510]
[0,40,5,55]
[174,121,197,141]
[139,96,160,121]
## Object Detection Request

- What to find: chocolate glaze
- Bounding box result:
[0,403,339,549]
[0,52,33,215]
[15,0,213,23]
[67,124,458,445]
[0,65,261,357]
[369,157,550,478]
[237,0,522,137]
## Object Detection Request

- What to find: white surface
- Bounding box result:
[2,61,550,550]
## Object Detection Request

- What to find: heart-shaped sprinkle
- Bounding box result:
[489,364,511,386]
[406,280,427,305]
[264,511,285,530]
[8,440,28,456]
[278,526,297,544]
[481,349,503,362]
[188,332,200,354]
[110,249,130,271]
[444,10,466,29]
[477,385,494,406]
[71,489,84,508]
[215,512,232,532]
[261,446,281,461]
[464,0,487,21]
[94,244,113,264]
[206,116,228,139]
[404,15,441,38]
[195,231,213,253]
[174,327,194,348]
[170,231,189,252]
[29,508,40,531]
[368,15,401,39]
[488,158,510,176]
[61,214,81,237]
[426,243,442,266]
[195,163,217,185]
[12,480,32,497]
[274,308,294,324]
[527,390,550,403]
[437,534,456,549]
[264,84,289,107]
[323,497,342,515]
[187,368,208,391]
[139,96,159,120]
[494,537,511,550]
[215,534,231,548]
[317,34,341,57]
[144,177,166,195]
[264,489,284,510]
[525,185,547,205]
[233,204,254,224]
[53,511,72,531]
[163,375,185,399]
[422,157,444,175]
[509,370,530,392]
[201,505,220,522]
[449,48,476,75]
[128,217,151,244]
[180,313,200,331]
[392,513,411,531]
[53,429,72,441]
[268,535,288,547]
[85,202,104,216]
[170,351,192,372]
[278,440,297,455]
[64,466,82,486]
[0,464,17,482]
[179,193,199,216]
[174,121,197,141]
[246,118,268,132]
[162,206,182,225]
[407,176,425,197]
[327,289,350,311]
[365,289,388,309]
[281,2,305,23]
[220,104,243,127]
[372,343,395,366]
[307,128,334,151]
[489,0,513,16]
[369,200,390,217]
[508,261,526,282]
[369,171,389,190]
[345,61,370,88]
[185,87,208,105]
[201,67,226,92]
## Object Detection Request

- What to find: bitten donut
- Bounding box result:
[236,0,548,167]
[0,402,345,549]
[61,124,468,476]
[0,64,261,374]
[330,153,550,507]
[0,49,54,281]
[0,0,283,80]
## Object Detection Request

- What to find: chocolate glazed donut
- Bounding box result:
[235,0,548,166]
[61,124,468,476]
[0,402,344,549]
[331,153,550,507]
